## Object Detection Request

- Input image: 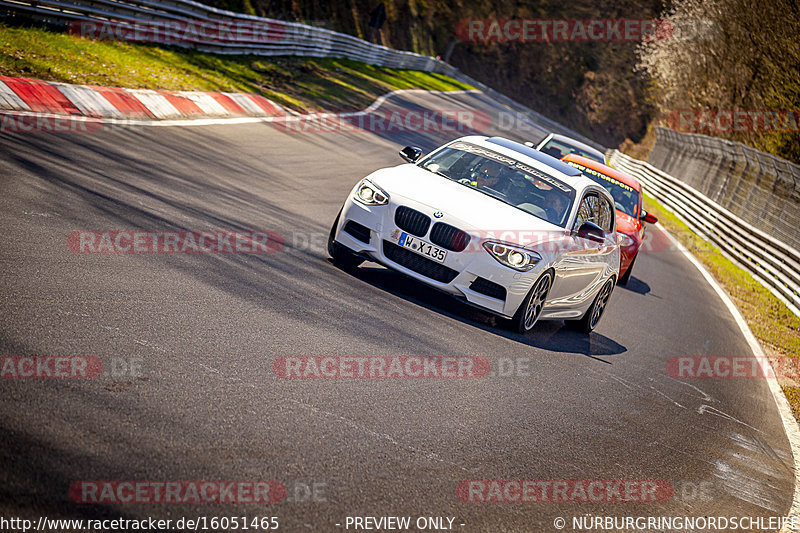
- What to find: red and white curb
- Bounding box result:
[0,76,285,120]
[0,76,482,129]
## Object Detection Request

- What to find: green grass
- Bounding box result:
[0,25,473,112]
[642,193,800,418]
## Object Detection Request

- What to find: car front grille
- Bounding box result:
[343,220,371,244]
[469,277,507,301]
[430,222,471,252]
[382,240,459,283]
[394,206,430,237]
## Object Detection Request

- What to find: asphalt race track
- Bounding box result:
[0,91,795,531]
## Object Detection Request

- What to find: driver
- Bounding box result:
[476,160,503,188]
[460,159,504,190]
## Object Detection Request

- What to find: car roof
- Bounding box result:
[453,136,601,194]
[544,133,606,160]
[561,153,642,191]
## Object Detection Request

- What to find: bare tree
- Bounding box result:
[637,0,800,160]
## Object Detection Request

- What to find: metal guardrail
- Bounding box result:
[608,149,800,318]
[0,0,606,150]
[649,126,800,252]
[0,0,440,69]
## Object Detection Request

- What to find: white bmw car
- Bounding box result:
[327,136,620,334]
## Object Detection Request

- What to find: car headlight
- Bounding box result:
[483,241,541,272]
[617,233,635,247]
[353,179,389,206]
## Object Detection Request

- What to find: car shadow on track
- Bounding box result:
[618,276,651,295]
[345,263,627,360]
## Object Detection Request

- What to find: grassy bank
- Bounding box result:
[642,193,800,418]
[0,25,473,112]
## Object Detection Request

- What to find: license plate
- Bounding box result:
[397,232,447,263]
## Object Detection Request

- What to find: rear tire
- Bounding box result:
[327,208,363,270]
[571,277,615,333]
[618,254,636,286]
[511,270,553,334]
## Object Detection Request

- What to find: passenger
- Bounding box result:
[545,191,568,224]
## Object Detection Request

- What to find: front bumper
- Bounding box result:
[332,194,546,318]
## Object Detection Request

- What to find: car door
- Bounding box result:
[548,190,615,310]
[590,192,618,285]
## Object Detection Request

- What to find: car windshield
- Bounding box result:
[564,160,640,217]
[539,138,604,164]
[419,142,575,227]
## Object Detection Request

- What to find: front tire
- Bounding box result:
[571,277,615,333]
[327,208,363,270]
[511,270,553,334]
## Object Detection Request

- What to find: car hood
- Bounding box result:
[615,210,642,236]
[369,164,567,247]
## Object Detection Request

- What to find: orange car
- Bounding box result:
[561,154,657,285]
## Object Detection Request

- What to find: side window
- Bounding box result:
[596,195,614,232]
[574,192,614,232]
[574,193,598,230]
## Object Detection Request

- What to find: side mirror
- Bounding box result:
[576,221,605,243]
[399,146,423,163]
[641,211,658,224]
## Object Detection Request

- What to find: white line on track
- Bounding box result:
[656,222,800,531]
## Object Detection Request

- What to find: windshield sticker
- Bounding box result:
[566,161,634,192]
[449,141,574,194]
